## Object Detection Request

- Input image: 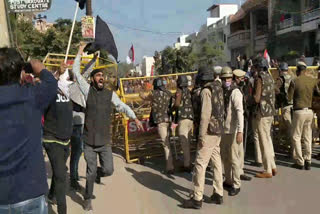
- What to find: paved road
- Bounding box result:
[47,147,320,214]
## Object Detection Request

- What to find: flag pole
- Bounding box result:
[64,2,79,63]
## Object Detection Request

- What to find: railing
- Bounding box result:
[228,30,251,46]
[302,7,320,23]
[277,15,301,31]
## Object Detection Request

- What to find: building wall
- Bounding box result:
[141,57,155,76]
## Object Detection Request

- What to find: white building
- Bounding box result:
[141,56,155,76]
[174,35,190,50]
[185,4,239,65]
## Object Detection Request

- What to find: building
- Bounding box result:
[174,35,190,50]
[185,3,239,65]
[141,56,155,76]
[228,0,269,67]
[34,18,53,33]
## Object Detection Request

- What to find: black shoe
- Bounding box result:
[229,188,240,196]
[95,175,101,184]
[210,193,223,205]
[291,163,304,170]
[240,174,252,181]
[182,198,202,209]
[70,180,81,191]
[223,182,232,189]
[305,161,311,170]
[84,199,93,211]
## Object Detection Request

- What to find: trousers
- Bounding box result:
[0,195,47,214]
[158,122,174,171]
[178,119,193,167]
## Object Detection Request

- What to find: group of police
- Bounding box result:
[147,57,320,209]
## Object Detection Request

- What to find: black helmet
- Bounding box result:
[177,75,188,87]
[279,62,288,71]
[253,57,268,70]
[153,78,163,90]
[198,66,214,81]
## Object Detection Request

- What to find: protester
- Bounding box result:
[43,62,73,214]
[69,55,97,190]
[0,48,57,213]
[72,43,144,211]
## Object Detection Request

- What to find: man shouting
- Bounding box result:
[73,43,144,211]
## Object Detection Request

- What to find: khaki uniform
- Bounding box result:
[194,82,224,200]
[252,116,262,164]
[288,74,320,165]
[221,88,244,189]
[253,71,276,174]
[150,89,174,171]
[175,88,194,168]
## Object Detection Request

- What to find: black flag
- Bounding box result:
[75,0,86,10]
[84,16,118,61]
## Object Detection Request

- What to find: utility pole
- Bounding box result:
[0,0,11,47]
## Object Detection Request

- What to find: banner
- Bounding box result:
[7,0,52,13]
[127,118,156,134]
[81,16,95,39]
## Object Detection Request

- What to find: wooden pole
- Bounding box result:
[64,2,79,63]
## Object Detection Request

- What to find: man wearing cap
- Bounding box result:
[252,57,277,178]
[220,67,244,196]
[174,75,194,172]
[288,61,320,170]
[183,66,224,209]
[233,69,252,181]
[73,43,144,211]
[276,62,294,158]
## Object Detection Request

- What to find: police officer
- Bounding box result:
[174,75,194,172]
[276,62,294,157]
[141,78,174,174]
[288,61,320,170]
[183,66,224,209]
[191,74,202,141]
[220,67,244,196]
[252,57,277,178]
[233,69,252,181]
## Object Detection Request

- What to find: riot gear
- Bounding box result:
[221,66,233,78]
[177,75,189,88]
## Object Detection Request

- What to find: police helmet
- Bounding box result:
[253,57,269,70]
[297,61,307,70]
[220,66,233,78]
[279,62,289,71]
[177,75,188,87]
[153,78,163,90]
[197,66,214,81]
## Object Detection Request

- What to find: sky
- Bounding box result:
[44,0,240,63]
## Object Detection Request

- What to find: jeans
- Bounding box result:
[44,143,69,214]
[84,144,114,200]
[0,195,48,214]
[70,125,84,181]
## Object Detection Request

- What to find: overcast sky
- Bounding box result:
[44,0,240,63]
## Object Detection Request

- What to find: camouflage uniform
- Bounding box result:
[175,88,194,168]
[254,71,276,175]
[193,81,225,200]
[191,87,202,140]
[151,89,174,171]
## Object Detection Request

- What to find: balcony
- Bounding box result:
[227,30,251,49]
[302,7,320,32]
[276,16,301,36]
[255,34,268,52]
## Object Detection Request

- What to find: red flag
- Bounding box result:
[126,45,135,64]
[280,14,285,22]
[264,49,271,67]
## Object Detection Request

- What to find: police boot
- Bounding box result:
[210,193,223,205]
[183,198,202,209]
[84,199,93,211]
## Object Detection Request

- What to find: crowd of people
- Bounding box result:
[1,42,320,213]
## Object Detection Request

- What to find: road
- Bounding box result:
[47,146,320,214]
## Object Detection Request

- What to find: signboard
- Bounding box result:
[7,0,52,13]
[127,118,156,134]
[81,16,95,39]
